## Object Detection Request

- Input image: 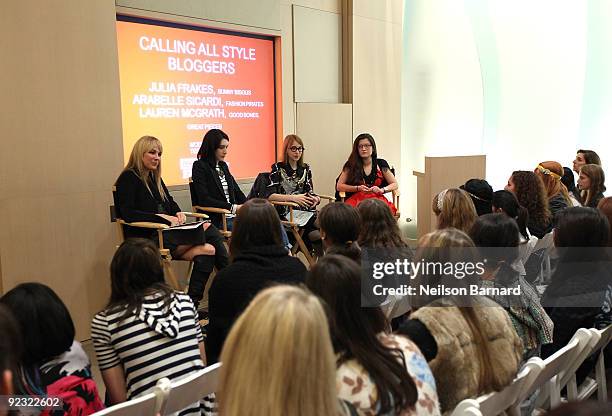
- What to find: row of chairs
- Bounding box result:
[451,324,612,415]
[93,363,222,416]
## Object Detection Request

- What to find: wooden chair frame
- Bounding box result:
[271,194,334,266]
[188,177,232,240]
[112,186,209,291]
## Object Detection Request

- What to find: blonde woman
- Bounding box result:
[432,188,478,233]
[114,136,229,313]
[578,164,606,208]
[217,285,353,416]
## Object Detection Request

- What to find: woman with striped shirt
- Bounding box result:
[91,238,207,414]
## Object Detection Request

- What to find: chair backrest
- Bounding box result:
[247,172,271,199]
[450,399,482,416]
[529,328,593,408]
[589,324,612,355]
[92,391,161,416]
[160,363,222,415]
[476,360,544,415]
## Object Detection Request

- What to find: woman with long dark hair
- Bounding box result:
[469,213,553,358]
[206,199,306,364]
[91,239,208,413]
[541,207,612,383]
[192,129,247,229]
[336,133,398,214]
[308,255,440,416]
[505,170,551,238]
[115,135,229,314]
[578,164,606,208]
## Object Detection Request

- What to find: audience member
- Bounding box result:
[505,170,552,238]
[573,149,601,174]
[578,164,606,208]
[1,283,104,414]
[318,202,361,262]
[358,198,412,317]
[561,167,582,206]
[206,199,306,364]
[265,134,322,256]
[308,255,440,416]
[432,188,477,233]
[460,179,493,216]
[492,190,530,239]
[91,239,207,413]
[397,228,522,413]
[0,305,21,413]
[114,135,228,314]
[337,133,398,214]
[217,285,354,416]
[541,207,612,383]
[535,161,572,216]
[358,198,408,248]
[597,196,612,246]
[470,213,554,358]
[191,129,246,230]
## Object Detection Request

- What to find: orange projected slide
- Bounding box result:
[116,18,276,184]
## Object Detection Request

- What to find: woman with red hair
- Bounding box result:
[534,161,571,217]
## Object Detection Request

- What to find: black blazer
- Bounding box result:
[115,169,180,239]
[191,158,246,227]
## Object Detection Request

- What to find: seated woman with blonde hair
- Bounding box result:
[217,285,355,416]
[432,188,478,234]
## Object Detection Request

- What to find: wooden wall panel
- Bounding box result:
[296,103,353,198]
[0,0,123,339]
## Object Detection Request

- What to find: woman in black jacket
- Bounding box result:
[192,129,246,229]
[206,199,307,364]
[115,136,228,312]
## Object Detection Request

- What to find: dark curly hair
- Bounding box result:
[357,198,407,248]
[510,171,551,228]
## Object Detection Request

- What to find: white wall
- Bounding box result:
[402,0,612,233]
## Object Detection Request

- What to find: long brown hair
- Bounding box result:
[307,255,418,414]
[121,135,167,201]
[358,198,407,248]
[510,171,551,227]
[598,197,612,246]
[319,202,361,262]
[413,229,511,393]
[432,188,477,233]
[218,285,341,416]
[535,161,572,206]
[580,164,606,207]
[342,133,378,184]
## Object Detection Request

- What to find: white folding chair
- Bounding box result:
[529,328,594,409]
[91,383,168,416]
[451,360,544,416]
[159,363,222,415]
[577,324,612,401]
[449,400,482,416]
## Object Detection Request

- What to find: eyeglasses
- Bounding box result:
[289,146,304,152]
[358,144,372,149]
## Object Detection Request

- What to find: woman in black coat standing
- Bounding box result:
[192,129,246,230]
